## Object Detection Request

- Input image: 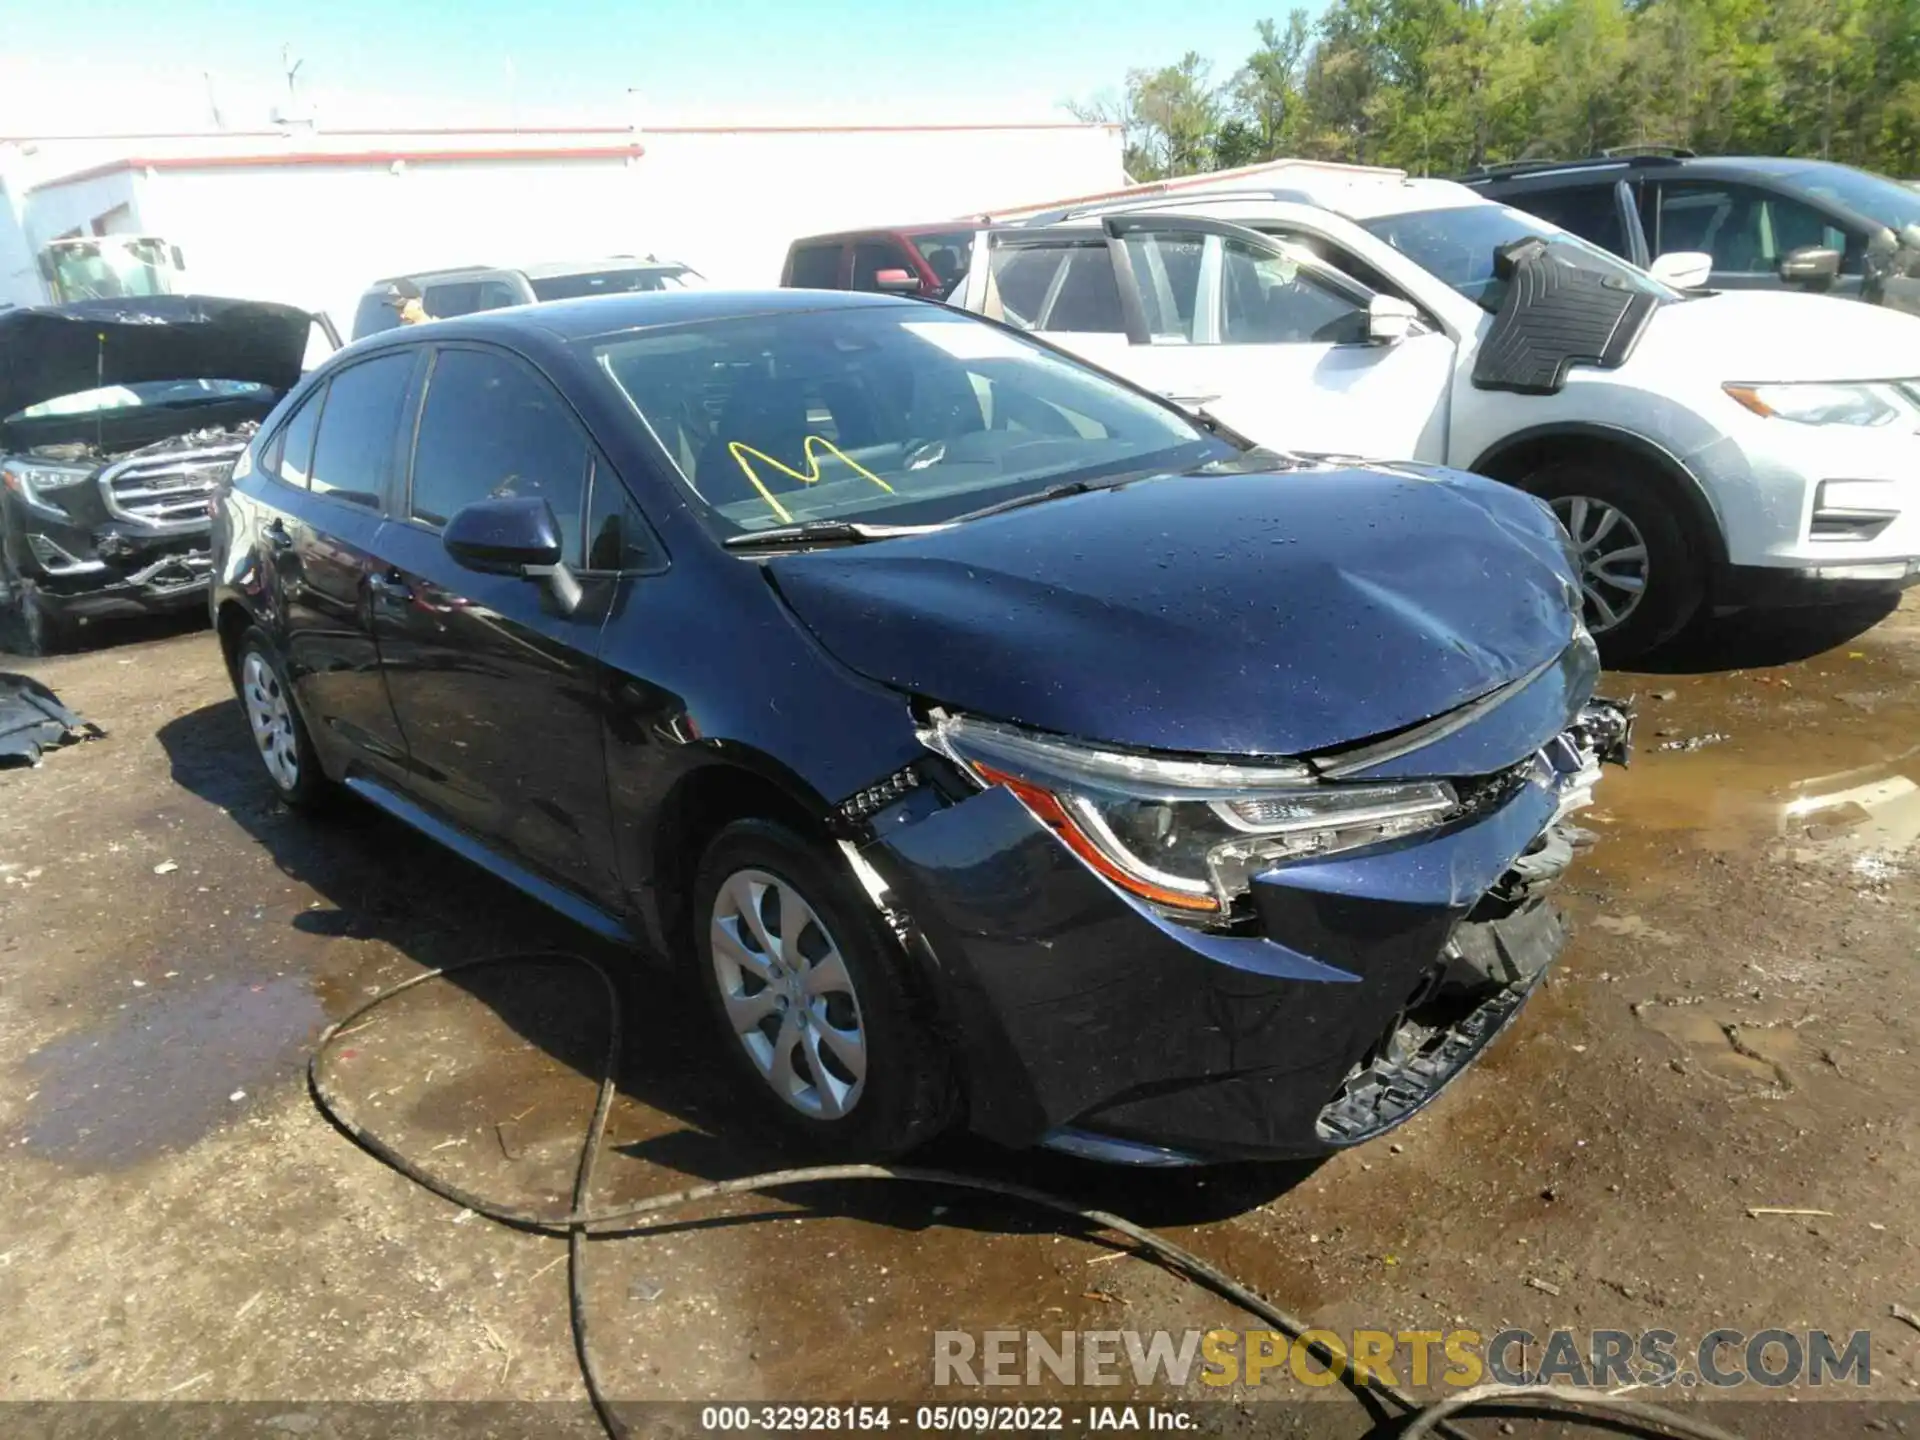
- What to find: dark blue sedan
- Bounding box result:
[209,289,1628,1164]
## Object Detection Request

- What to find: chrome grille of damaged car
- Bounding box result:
[100,446,243,528]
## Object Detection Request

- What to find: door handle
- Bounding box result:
[264,519,294,552]
[367,570,414,605]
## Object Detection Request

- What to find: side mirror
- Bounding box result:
[1366,294,1418,345]
[1780,245,1842,287]
[1648,250,1713,288]
[442,496,563,575]
[872,267,922,294]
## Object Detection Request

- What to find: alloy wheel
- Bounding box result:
[709,868,868,1120]
[1551,495,1649,635]
[241,650,301,793]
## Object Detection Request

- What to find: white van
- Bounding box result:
[946,174,1920,659]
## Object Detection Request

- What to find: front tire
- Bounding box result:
[692,819,952,1158]
[234,627,333,809]
[1,561,68,657]
[1521,460,1704,664]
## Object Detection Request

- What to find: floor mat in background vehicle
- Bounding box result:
[1472,237,1657,395]
[0,673,104,765]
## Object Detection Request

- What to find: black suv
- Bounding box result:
[1462,150,1920,312]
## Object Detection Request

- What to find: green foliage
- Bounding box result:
[1072,0,1920,180]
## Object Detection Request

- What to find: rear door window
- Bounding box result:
[307,352,416,510]
[409,348,589,563]
[787,244,843,288]
[988,242,1124,334]
[264,389,322,489]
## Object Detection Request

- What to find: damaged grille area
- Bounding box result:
[1314,699,1633,1147]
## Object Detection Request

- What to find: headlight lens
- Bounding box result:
[923,714,1460,916]
[0,459,94,513]
[1723,381,1920,428]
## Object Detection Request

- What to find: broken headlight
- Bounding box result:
[1723,381,1920,429]
[922,713,1459,917]
[0,460,93,517]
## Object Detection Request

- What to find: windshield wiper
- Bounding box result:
[946,479,1104,526]
[722,520,942,551]
[947,465,1175,527]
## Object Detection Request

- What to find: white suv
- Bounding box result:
[945,174,1920,659]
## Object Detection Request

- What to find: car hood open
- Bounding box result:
[1635,288,1920,383]
[767,462,1581,758]
[0,295,314,420]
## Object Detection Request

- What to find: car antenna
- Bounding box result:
[95,329,107,454]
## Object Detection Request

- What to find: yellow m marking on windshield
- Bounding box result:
[728,435,896,524]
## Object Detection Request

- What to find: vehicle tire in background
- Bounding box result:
[234,627,333,810]
[1519,459,1704,664]
[692,819,952,1159]
[0,558,67,657]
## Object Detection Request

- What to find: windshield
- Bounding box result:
[1360,204,1680,313]
[530,267,700,302]
[44,238,176,302]
[1783,161,1920,233]
[590,305,1222,538]
[16,378,270,421]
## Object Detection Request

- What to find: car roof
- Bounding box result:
[516,257,691,279]
[788,223,981,248]
[1465,154,1852,189]
[1051,175,1486,227]
[364,265,498,291]
[378,287,915,344]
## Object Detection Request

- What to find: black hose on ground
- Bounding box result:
[308,951,1746,1440]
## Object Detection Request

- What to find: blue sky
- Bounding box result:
[1,0,1320,134]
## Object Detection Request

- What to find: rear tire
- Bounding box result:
[234,627,333,810]
[1520,459,1704,664]
[692,819,952,1159]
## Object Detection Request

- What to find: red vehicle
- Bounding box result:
[780,224,979,298]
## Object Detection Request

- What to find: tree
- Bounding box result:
[1231,12,1314,160]
[1077,4,1920,183]
[1069,52,1223,178]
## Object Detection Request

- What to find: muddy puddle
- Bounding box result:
[10,974,323,1170]
[1587,648,1920,881]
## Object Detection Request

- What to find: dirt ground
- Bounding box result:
[2,597,1918,1438]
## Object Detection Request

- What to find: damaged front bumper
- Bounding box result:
[10,518,215,619]
[858,694,1633,1164]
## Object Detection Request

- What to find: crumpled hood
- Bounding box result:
[1635,289,1920,382]
[767,463,1580,757]
[0,295,313,420]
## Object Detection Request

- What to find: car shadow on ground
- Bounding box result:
[155,696,1322,1236]
[1633,595,1900,675]
[0,604,208,661]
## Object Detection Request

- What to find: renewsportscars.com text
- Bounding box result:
[933,1328,1873,1391]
